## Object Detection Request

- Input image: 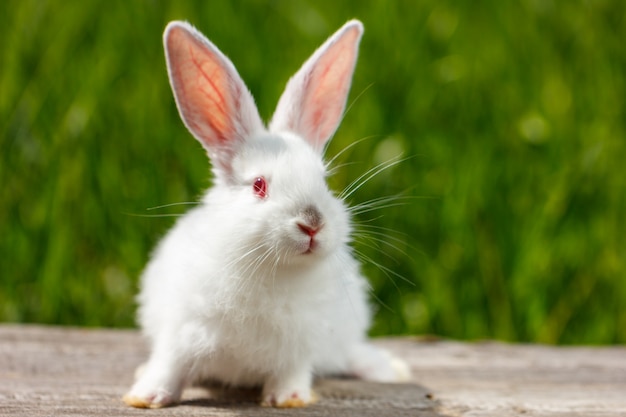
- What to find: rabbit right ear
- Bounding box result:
[164,22,264,177]
[269,20,364,153]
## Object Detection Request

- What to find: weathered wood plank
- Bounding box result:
[1,325,625,417]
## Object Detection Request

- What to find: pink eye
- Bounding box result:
[253,177,267,199]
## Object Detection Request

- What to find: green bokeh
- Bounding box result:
[1,0,624,344]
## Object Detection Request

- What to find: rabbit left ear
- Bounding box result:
[164,21,264,175]
[269,20,364,153]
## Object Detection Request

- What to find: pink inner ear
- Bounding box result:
[166,25,238,147]
[188,56,230,141]
[300,25,362,148]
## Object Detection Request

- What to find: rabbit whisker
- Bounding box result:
[349,251,396,313]
[326,161,359,177]
[354,247,415,289]
[322,83,374,156]
[349,195,416,216]
[124,213,184,218]
[354,223,425,256]
[123,201,202,218]
[352,224,421,258]
[339,155,408,201]
[146,201,201,210]
[220,242,268,298]
[343,82,374,119]
[352,232,406,263]
[325,135,379,170]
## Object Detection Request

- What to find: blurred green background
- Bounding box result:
[1,0,624,344]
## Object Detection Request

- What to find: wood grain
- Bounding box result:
[1,325,624,416]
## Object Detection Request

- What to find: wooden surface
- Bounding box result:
[1,325,625,417]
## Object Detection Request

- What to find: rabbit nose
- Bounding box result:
[302,205,322,226]
[298,205,323,236]
[298,223,319,237]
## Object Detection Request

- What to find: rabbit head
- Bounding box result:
[163,20,363,267]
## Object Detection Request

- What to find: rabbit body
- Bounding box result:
[124,20,408,409]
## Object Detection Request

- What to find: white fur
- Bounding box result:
[124,19,409,409]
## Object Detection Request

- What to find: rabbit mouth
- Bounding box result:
[291,234,317,256]
[302,237,318,255]
[296,219,322,255]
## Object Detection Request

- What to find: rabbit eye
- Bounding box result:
[253,177,268,199]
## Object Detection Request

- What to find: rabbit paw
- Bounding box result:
[350,343,412,382]
[123,368,182,409]
[123,388,175,409]
[261,389,317,408]
[261,369,316,408]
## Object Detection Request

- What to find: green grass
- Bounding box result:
[1,0,624,344]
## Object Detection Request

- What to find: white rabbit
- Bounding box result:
[123,19,410,409]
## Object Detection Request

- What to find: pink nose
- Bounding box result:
[297,223,319,237]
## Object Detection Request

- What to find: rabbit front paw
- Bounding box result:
[261,388,317,408]
[123,387,176,409]
[261,368,315,408]
[123,365,183,409]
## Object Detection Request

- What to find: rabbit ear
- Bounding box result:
[269,20,364,152]
[164,22,264,175]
